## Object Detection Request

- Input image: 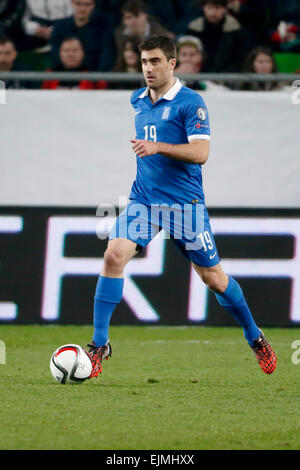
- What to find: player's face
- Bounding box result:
[141,49,176,90]
[60,40,85,69]
[0,42,17,71]
[203,4,226,24]
[253,53,273,74]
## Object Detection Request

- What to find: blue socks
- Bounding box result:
[92,275,259,347]
[215,276,261,346]
[92,275,124,347]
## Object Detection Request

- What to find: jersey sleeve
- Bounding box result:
[130,89,138,108]
[183,94,210,142]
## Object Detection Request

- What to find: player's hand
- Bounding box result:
[130,139,159,158]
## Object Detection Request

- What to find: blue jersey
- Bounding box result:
[129,78,210,207]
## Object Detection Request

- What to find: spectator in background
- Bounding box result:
[115,0,173,57]
[42,36,107,89]
[111,35,143,89]
[174,35,206,90]
[0,0,25,50]
[270,22,300,53]
[187,0,249,72]
[22,0,73,50]
[237,46,282,91]
[96,0,199,34]
[175,35,204,74]
[114,36,142,73]
[11,0,74,71]
[174,34,229,90]
[268,0,300,52]
[0,35,30,88]
[138,0,181,36]
[161,0,206,35]
[227,0,269,47]
[51,0,115,71]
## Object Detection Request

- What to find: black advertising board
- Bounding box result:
[0,207,299,327]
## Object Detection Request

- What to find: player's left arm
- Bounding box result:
[130,139,209,164]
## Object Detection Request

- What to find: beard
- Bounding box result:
[146,77,169,91]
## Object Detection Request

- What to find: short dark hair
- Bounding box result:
[60,36,84,49]
[0,35,15,46]
[139,35,177,61]
[122,0,147,16]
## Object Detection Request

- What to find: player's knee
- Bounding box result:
[103,248,127,273]
[201,272,226,293]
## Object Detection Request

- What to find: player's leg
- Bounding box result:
[87,237,140,378]
[177,204,262,345]
[192,262,277,374]
[92,237,138,346]
[88,200,158,378]
[172,205,276,374]
[92,200,152,350]
[192,262,261,345]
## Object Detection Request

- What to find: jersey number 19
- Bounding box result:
[143,125,157,142]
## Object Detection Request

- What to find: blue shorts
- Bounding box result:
[109,200,220,267]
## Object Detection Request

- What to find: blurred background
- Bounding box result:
[0,0,300,329]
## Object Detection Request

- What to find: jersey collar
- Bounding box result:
[138,77,182,101]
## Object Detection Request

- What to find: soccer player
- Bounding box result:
[86,35,277,378]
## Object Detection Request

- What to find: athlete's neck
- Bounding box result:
[149,77,176,104]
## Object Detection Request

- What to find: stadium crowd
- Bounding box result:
[0,0,299,90]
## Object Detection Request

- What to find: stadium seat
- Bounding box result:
[274,52,300,73]
[18,50,52,72]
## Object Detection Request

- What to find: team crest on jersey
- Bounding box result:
[162,106,171,120]
[196,107,206,120]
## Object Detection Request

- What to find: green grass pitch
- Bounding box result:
[0,325,299,450]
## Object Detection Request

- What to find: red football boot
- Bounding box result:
[251,333,277,374]
[86,341,112,378]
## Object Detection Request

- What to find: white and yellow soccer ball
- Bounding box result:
[50,344,92,384]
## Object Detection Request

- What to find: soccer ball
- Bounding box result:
[50,344,92,384]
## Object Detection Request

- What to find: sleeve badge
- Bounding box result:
[196,107,206,120]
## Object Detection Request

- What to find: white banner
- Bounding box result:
[0,88,299,207]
